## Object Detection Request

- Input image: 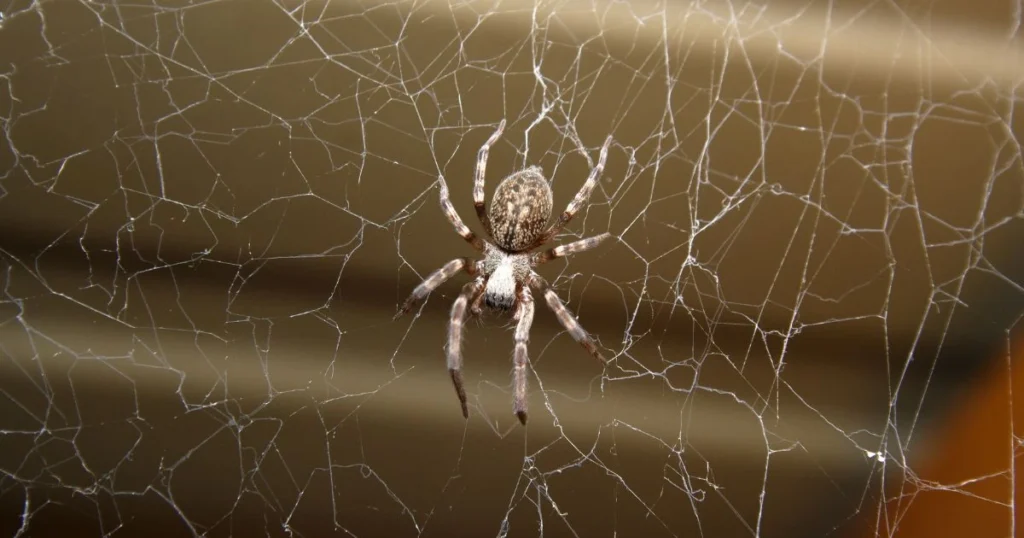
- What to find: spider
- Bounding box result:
[396,119,612,425]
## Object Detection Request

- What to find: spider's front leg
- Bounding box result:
[470,289,485,317]
[512,287,535,425]
[448,278,485,419]
[396,258,479,319]
[529,274,606,362]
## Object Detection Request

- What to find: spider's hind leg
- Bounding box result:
[474,119,507,238]
[531,135,612,248]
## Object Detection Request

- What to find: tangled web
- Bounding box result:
[1,0,1022,536]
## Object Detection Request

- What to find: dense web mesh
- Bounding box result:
[0,0,1022,536]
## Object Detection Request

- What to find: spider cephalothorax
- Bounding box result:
[396,119,612,425]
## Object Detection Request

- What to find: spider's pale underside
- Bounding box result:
[396,119,612,425]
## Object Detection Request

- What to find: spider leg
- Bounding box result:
[439,177,484,251]
[448,278,486,419]
[532,135,612,248]
[512,287,535,425]
[530,274,606,362]
[396,257,479,319]
[473,119,506,238]
[531,233,611,266]
[469,288,485,317]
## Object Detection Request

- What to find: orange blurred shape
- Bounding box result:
[855,331,1023,537]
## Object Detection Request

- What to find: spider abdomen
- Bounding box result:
[487,166,553,252]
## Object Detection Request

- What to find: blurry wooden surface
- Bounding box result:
[852,330,1023,537]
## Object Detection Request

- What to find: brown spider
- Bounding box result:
[397,119,612,425]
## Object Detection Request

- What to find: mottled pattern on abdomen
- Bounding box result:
[487,166,553,252]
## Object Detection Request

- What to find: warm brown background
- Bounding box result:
[0,0,1021,536]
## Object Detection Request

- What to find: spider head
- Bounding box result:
[483,262,517,311]
[488,166,553,252]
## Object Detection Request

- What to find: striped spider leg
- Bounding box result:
[511,286,535,424]
[394,177,482,318]
[531,233,612,266]
[473,119,506,239]
[530,134,613,249]
[529,273,606,363]
[446,278,486,419]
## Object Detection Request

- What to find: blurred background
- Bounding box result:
[0,0,1022,536]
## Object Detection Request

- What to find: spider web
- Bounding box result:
[0,0,1022,536]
